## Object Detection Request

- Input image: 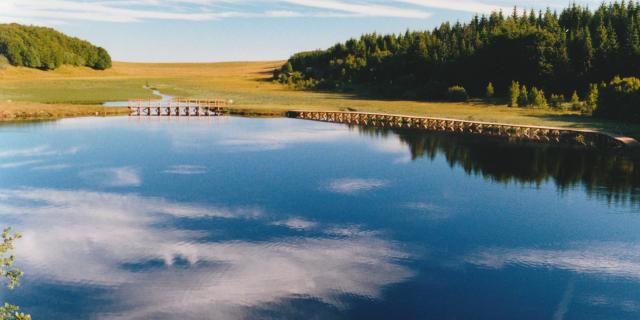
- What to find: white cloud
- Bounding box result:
[163,165,208,175]
[0,0,248,23]
[403,202,453,220]
[0,188,412,319]
[0,0,432,23]
[396,0,508,14]
[283,0,431,18]
[271,217,318,230]
[466,242,640,281]
[80,166,142,187]
[221,128,350,150]
[0,145,80,169]
[0,0,605,24]
[31,163,73,171]
[326,178,389,194]
[211,121,352,151]
[0,145,79,158]
[0,159,44,169]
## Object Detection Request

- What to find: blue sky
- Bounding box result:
[0,1,600,62]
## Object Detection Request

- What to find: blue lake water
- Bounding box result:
[0,116,639,319]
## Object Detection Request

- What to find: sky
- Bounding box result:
[0,0,601,62]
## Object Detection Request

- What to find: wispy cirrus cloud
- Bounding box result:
[0,0,603,24]
[0,0,430,23]
[396,0,508,14]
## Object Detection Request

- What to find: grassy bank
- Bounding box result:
[1,61,639,138]
[0,102,128,121]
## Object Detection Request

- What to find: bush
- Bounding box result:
[594,76,640,122]
[446,85,469,102]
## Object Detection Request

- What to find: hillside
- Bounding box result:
[0,23,111,70]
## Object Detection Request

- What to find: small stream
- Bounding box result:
[102,87,174,107]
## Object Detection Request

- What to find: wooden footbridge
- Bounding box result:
[288,110,640,149]
[128,99,230,116]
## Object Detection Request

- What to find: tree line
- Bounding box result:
[0,23,112,70]
[276,1,640,122]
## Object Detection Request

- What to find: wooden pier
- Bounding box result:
[288,110,639,149]
[128,98,229,117]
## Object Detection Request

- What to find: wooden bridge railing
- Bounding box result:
[128,98,230,117]
[287,110,638,149]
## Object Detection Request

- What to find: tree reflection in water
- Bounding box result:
[356,126,640,206]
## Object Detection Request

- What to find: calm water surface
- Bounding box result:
[0,116,639,319]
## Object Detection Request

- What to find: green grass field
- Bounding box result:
[1,61,639,138]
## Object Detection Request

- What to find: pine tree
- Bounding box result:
[571,91,582,110]
[518,84,529,107]
[509,81,520,107]
[586,83,599,113]
[486,82,495,99]
[582,27,594,73]
[531,87,549,108]
[627,18,640,53]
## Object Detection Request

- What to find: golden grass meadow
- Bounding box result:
[1,61,639,137]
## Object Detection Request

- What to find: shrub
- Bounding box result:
[594,76,640,122]
[446,85,469,102]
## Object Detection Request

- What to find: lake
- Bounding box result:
[0,116,639,319]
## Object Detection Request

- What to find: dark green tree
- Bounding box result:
[0,23,112,70]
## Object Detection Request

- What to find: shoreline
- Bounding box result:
[3,103,638,149]
[0,103,130,122]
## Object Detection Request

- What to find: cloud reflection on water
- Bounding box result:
[0,188,413,319]
[79,167,142,187]
[326,178,389,194]
[467,243,640,281]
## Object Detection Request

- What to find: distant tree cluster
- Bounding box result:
[595,76,640,121]
[276,1,640,121]
[0,23,112,70]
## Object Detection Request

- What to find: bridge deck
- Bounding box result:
[288,110,640,149]
[128,98,230,117]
